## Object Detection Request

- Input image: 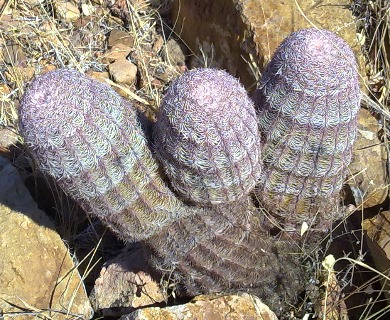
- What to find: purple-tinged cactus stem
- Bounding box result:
[254,28,360,237]
[154,68,262,206]
[19,69,197,241]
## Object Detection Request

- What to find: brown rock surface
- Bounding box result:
[90,247,165,317]
[108,29,135,48]
[109,58,138,85]
[171,0,365,90]
[0,156,93,319]
[347,108,388,208]
[362,211,390,300]
[123,293,277,320]
[53,1,80,22]
[102,44,132,64]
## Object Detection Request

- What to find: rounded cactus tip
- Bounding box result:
[254,28,360,222]
[154,68,262,206]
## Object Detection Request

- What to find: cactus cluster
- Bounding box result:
[19,28,360,313]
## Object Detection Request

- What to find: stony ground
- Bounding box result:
[0,0,390,319]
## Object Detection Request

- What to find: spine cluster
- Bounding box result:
[18,28,360,312]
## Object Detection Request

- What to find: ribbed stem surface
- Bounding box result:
[147,199,304,312]
[19,69,197,241]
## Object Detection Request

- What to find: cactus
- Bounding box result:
[18,68,198,241]
[19,68,304,313]
[148,198,304,311]
[154,68,261,205]
[253,28,360,237]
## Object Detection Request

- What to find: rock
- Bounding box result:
[347,108,388,208]
[86,70,110,83]
[315,272,349,320]
[3,43,27,66]
[90,246,165,317]
[123,293,277,320]
[171,0,365,89]
[54,1,80,22]
[0,128,19,157]
[108,29,135,48]
[0,156,93,319]
[5,66,36,83]
[362,211,390,300]
[109,58,138,85]
[102,43,132,63]
[161,38,186,67]
[0,84,14,125]
[81,3,95,16]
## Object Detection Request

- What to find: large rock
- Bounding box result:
[171,0,365,89]
[347,108,388,208]
[90,247,165,317]
[123,293,277,320]
[0,156,93,319]
[362,211,390,300]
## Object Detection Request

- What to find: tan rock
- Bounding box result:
[347,108,388,208]
[86,70,110,83]
[108,29,135,48]
[5,66,36,83]
[123,293,277,320]
[3,43,27,66]
[0,156,93,319]
[54,1,80,22]
[81,3,95,16]
[171,0,365,90]
[161,38,186,67]
[90,247,165,317]
[109,58,138,85]
[102,43,132,63]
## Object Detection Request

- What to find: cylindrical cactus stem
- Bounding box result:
[253,28,360,237]
[147,198,304,313]
[19,68,198,241]
[154,68,262,206]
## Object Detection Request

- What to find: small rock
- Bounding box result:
[347,108,388,208]
[315,272,349,320]
[108,29,135,48]
[90,247,165,317]
[0,128,19,157]
[109,58,138,85]
[0,84,14,125]
[123,293,277,320]
[102,43,132,63]
[54,1,80,22]
[81,3,95,16]
[86,70,110,83]
[3,43,27,66]
[0,156,93,319]
[161,38,186,67]
[5,66,36,83]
